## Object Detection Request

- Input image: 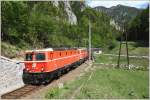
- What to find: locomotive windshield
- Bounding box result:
[25,53,33,61]
[36,53,45,61]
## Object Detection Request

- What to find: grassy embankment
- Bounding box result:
[45,42,149,99]
[45,66,149,99]
[95,41,149,70]
[1,42,29,59]
[103,42,149,56]
[94,54,149,70]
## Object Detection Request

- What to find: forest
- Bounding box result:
[1,1,119,50]
[127,6,149,44]
[0,1,149,99]
[1,1,149,51]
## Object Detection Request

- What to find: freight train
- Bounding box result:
[22,48,88,84]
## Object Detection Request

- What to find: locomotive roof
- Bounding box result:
[25,48,53,52]
[77,48,87,50]
[25,47,88,53]
[25,48,81,53]
[53,47,88,50]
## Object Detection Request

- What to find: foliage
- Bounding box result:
[127,6,149,43]
[103,42,149,56]
[45,87,60,99]
[1,1,118,50]
[1,42,25,58]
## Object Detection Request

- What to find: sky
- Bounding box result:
[86,0,149,9]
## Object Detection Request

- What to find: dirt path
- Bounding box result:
[102,54,149,59]
[22,61,92,99]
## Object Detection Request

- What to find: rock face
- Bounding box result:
[64,1,77,25]
[94,4,141,26]
[0,56,24,96]
[52,1,77,25]
[110,19,121,31]
[52,0,59,7]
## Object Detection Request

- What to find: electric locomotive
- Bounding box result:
[22,48,88,84]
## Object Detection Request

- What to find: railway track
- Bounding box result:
[1,85,44,99]
[1,61,90,99]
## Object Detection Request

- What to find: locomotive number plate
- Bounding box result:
[32,63,36,68]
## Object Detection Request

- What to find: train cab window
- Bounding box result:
[36,53,45,61]
[25,53,33,61]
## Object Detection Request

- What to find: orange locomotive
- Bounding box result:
[23,48,88,84]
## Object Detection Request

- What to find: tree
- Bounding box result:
[127,6,149,44]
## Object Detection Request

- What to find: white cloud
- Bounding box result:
[87,0,149,9]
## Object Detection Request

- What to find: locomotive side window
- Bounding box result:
[25,53,33,61]
[36,53,45,61]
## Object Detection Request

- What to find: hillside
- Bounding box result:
[127,6,149,43]
[94,4,141,26]
[0,1,149,99]
[1,1,119,58]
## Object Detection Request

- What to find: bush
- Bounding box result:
[45,87,60,99]
[108,40,117,50]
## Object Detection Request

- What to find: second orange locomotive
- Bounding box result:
[23,48,88,84]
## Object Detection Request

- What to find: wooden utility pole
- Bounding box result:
[117,24,129,68]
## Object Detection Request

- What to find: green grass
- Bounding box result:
[94,41,149,70]
[104,42,149,56]
[45,67,149,99]
[1,42,30,58]
[1,42,22,58]
[94,54,149,70]
[45,41,149,99]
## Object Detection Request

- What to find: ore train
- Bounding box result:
[22,48,88,84]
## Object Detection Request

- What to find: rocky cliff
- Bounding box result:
[95,4,141,26]
[52,1,77,25]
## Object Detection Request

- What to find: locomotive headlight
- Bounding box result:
[26,68,29,71]
[41,67,44,71]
